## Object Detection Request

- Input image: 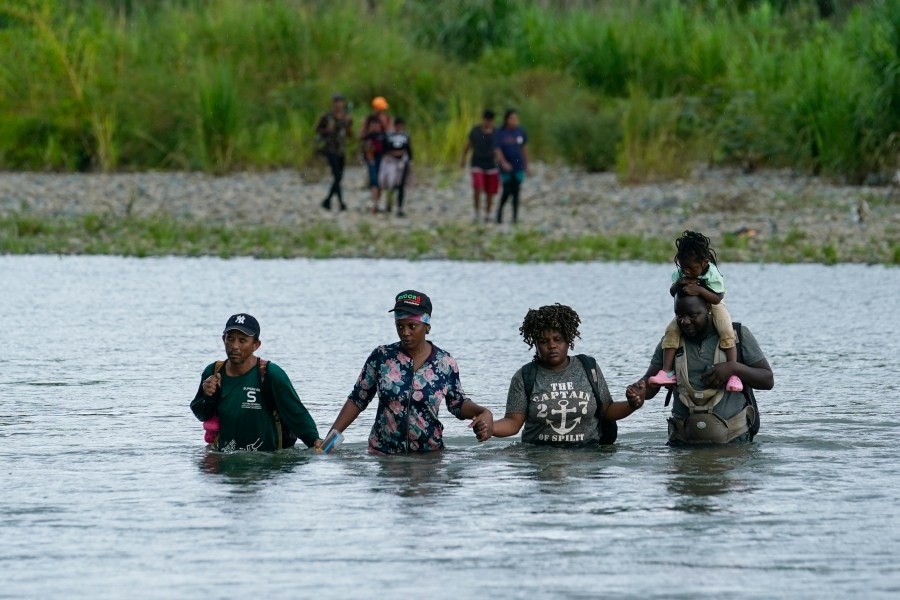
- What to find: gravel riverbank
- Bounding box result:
[1,164,898,263]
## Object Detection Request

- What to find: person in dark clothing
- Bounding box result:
[494,109,530,224]
[316,94,353,211]
[460,109,499,223]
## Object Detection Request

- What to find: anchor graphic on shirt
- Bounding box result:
[548,399,581,435]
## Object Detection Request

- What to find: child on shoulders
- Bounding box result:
[649,231,743,392]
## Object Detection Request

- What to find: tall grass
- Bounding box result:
[0,0,898,181]
[197,63,239,173]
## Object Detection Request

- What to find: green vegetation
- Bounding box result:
[0,211,669,261]
[2,212,897,264]
[1,0,899,181]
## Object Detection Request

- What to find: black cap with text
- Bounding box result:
[223,313,260,337]
[388,290,432,316]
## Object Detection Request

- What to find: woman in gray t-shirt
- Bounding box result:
[490,304,642,447]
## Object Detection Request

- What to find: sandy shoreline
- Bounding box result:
[1,163,898,262]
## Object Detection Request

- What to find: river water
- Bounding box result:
[1,256,898,598]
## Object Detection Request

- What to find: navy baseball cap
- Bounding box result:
[388,290,432,316]
[223,313,260,337]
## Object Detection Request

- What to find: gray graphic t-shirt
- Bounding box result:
[506,357,612,445]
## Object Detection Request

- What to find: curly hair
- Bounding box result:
[674,230,718,267]
[519,303,581,350]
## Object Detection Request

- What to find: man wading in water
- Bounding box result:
[191,314,321,452]
[627,290,774,445]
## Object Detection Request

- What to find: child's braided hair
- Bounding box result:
[674,230,718,268]
[519,303,581,350]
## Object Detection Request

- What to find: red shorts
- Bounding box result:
[471,168,500,194]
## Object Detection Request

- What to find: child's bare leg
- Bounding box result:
[724,345,737,364]
[710,303,742,391]
[662,347,676,373]
[649,321,680,386]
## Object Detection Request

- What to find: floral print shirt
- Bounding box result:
[349,342,469,454]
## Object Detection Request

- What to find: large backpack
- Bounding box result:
[521,354,618,445]
[213,358,298,449]
[664,321,761,438]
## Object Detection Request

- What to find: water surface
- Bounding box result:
[2,256,898,598]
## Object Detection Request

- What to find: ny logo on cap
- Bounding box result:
[235,315,246,324]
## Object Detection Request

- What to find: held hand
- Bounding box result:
[501,160,513,172]
[625,388,645,410]
[701,363,735,389]
[313,438,325,450]
[625,380,647,408]
[468,410,494,442]
[202,372,221,397]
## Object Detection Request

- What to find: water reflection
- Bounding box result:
[665,445,759,512]
[370,453,452,500]
[198,448,313,488]
[513,445,616,487]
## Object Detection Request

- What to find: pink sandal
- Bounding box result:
[202,416,220,444]
[649,370,677,386]
[725,375,744,392]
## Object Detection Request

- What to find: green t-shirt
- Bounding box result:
[190,359,319,452]
[671,262,726,294]
[650,325,765,421]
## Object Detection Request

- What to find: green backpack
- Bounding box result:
[520,354,618,445]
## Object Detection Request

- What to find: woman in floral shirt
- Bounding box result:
[326,290,494,454]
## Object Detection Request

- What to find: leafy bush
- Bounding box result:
[0,0,898,179]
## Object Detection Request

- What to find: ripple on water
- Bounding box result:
[2,256,900,598]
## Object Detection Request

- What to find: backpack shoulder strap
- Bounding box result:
[575,354,618,445]
[255,358,293,449]
[575,354,604,405]
[256,358,272,407]
[521,361,538,404]
[575,354,601,396]
[258,358,268,384]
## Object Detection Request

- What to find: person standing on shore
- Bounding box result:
[494,108,529,224]
[316,93,353,211]
[380,117,413,217]
[370,95,392,133]
[460,109,499,223]
[360,112,387,213]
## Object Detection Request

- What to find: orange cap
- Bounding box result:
[371,96,389,111]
